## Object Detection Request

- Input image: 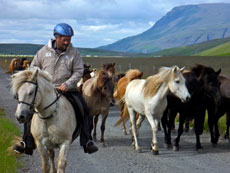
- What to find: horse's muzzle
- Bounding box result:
[16,109,32,123]
[17,114,26,123]
[181,95,191,103]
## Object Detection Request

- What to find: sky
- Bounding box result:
[1,0,230,48]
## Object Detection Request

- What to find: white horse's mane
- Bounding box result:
[11,67,52,95]
[143,66,179,98]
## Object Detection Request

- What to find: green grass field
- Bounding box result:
[0,108,21,173]
[198,42,230,56]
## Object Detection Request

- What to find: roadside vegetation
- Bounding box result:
[0,108,21,172]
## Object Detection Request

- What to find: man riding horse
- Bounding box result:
[13,23,98,155]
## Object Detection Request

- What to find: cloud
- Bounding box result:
[1,0,230,48]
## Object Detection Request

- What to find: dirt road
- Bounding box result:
[1,67,230,173]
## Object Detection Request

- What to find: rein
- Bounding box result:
[16,80,62,119]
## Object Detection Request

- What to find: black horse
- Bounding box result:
[206,75,230,145]
[162,64,221,151]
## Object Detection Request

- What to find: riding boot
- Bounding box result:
[13,116,36,155]
[73,91,98,154]
[63,91,98,154]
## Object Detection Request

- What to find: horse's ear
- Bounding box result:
[112,62,115,66]
[140,72,143,78]
[180,67,185,72]
[31,68,39,81]
[173,66,179,73]
[216,69,221,76]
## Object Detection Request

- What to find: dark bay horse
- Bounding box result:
[77,64,92,93]
[206,75,230,144]
[162,64,221,151]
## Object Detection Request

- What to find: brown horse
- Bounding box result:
[7,58,29,74]
[7,58,21,74]
[113,69,143,134]
[22,60,31,69]
[82,70,114,146]
[102,62,115,78]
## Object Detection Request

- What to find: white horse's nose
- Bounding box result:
[16,114,26,123]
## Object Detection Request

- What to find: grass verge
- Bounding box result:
[0,107,21,172]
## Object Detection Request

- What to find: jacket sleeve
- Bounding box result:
[30,53,42,69]
[64,50,84,90]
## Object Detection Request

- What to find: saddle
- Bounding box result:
[62,91,84,141]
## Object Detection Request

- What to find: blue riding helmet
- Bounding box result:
[54,23,74,36]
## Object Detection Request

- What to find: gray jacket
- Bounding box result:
[31,39,84,91]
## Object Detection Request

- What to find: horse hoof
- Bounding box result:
[173,146,179,151]
[123,131,128,135]
[101,142,106,147]
[152,150,159,155]
[137,148,142,153]
[164,143,172,149]
[212,143,217,148]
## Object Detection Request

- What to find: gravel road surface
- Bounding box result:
[1,67,230,173]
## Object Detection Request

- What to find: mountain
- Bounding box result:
[0,43,136,57]
[99,3,230,53]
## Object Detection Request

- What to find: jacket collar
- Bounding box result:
[47,39,73,52]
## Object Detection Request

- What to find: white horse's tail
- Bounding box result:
[114,98,129,127]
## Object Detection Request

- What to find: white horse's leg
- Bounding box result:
[37,143,50,173]
[48,149,56,173]
[128,107,141,152]
[145,113,159,155]
[136,114,145,136]
[57,141,71,173]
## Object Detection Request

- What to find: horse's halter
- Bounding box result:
[16,80,61,119]
[16,81,38,111]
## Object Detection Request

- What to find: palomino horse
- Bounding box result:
[82,70,114,146]
[113,69,143,134]
[12,68,80,173]
[162,64,221,151]
[118,66,190,154]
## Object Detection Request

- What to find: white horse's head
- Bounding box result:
[11,67,52,123]
[168,66,190,103]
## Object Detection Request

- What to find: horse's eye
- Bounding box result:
[104,87,107,90]
[175,80,180,84]
[28,91,34,96]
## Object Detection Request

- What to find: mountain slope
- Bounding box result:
[151,37,230,56]
[197,42,230,56]
[99,3,230,53]
[0,43,135,57]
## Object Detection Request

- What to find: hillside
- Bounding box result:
[99,3,230,53]
[150,37,230,56]
[0,43,134,57]
[198,42,230,56]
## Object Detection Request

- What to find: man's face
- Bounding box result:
[56,36,71,51]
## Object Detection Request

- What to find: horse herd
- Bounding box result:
[9,59,230,172]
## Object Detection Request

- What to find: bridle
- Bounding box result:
[16,80,61,119]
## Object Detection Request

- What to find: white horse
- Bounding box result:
[12,67,80,173]
[123,66,190,154]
